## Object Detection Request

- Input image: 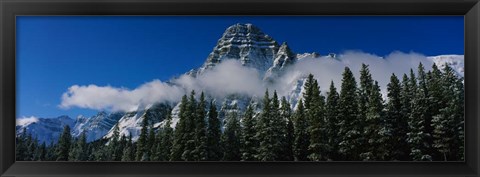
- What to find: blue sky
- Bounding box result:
[16,16,464,119]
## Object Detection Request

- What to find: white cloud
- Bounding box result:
[59,51,441,112]
[174,60,266,98]
[17,116,39,126]
[277,51,435,97]
[60,80,185,112]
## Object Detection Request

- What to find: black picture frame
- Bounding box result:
[1,0,479,176]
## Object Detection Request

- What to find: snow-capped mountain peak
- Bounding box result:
[194,23,280,76]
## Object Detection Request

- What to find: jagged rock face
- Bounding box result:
[196,23,280,76]
[103,103,172,141]
[72,111,124,142]
[264,42,296,80]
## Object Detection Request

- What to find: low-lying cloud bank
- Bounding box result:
[277,51,436,97]
[60,51,451,112]
[60,80,185,112]
[16,116,39,126]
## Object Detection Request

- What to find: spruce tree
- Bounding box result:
[27,135,38,161]
[221,103,241,161]
[38,142,47,161]
[308,80,328,161]
[325,81,340,160]
[293,99,309,161]
[303,74,316,110]
[385,73,409,160]
[361,81,386,160]
[453,74,465,161]
[147,124,156,160]
[206,100,222,161]
[281,96,294,161]
[171,95,188,161]
[182,90,197,161]
[427,64,445,160]
[256,89,277,161]
[109,123,121,161]
[193,92,208,161]
[16,128,28,160]
[160,114,174,161]
[338,67,361,160]
[152,127,163,161]
[271,91,287,160]
[398,73,413,160]
[56,125,72,161]
[407,64,433,161]
[241,102,258,161]
[121,134,134,161]
[357,64,373,158]
[70,131,87,161]
[136,114,149,161]
[432,64,464,161]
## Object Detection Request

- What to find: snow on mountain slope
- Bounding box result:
[103,103,172,141]
[428,55,464,77]
[16,116,75,144]
[72,111,124,142]
[192,23,280,77]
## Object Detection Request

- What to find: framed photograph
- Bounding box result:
[1,0,479,176]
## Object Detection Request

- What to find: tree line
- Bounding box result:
[16,62,464,161]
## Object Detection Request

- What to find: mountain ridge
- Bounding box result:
[16,23,465,144]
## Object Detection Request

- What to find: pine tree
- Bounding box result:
[256,89,276,161]
[281,96,294,161]
[308,79,328,161]
[136,114,150,161]
[147,124,156,160]
[121,134,134,161]
[303,74,316,110]
[357,63,373,158]
[109,123,121,161]
[160,114,174,161]
[361,81,386,160]
[24,132,34,160]
[385,73,409,160]
[193,92,208,161]
[221,103,241,161]
[432,64,464,161]
[206,100,222,161]
[427,64,445,160]
[325,81,340,160]
[338,67,361,160]
[398,73,412,160]
[241,102,257,161]
[408,64,433,161]
[56,125,72,161]
[116,135,127,161]
[70,131,88,161]
[182,90,197,161]
[37,142,47,161]
[453,75,465,161]
[270,91,287,160]
[293,99,309,161]
[171,95,188,161]
[27,135,38,161]
[16,128,28,160]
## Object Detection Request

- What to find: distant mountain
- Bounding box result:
[17,23,465,144]
[16,116,75,144]
[72,111,124,142]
